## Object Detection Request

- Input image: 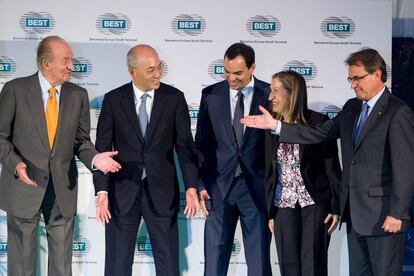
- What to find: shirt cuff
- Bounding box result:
[270,120,282,135]
[91,153,100,171]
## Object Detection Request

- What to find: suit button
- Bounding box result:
[44,176,48,181]
[238,154,243,158]
[351,161,356,165]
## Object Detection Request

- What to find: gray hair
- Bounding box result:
[126,44,157,68]
[36,35,66,70]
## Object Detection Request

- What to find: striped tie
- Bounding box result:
[233,91,244,176]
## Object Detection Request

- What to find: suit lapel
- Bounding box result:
[342,101,361,151]
[146,88,167,142]
[354,90,389,150]
[271,133,279,155]
[212,83,234,143]
[52,84,74,155]
[242,84,265,147]
[25,75,50,154]
[120,83,144,143]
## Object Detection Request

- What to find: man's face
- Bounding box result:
[224,55,255,90]
[348,65,382,101]
[129,49,162,92]
[43,40,73,85]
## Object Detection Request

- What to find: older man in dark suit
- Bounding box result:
[0,36,120,276]
[241,48,414,276]
[93,44,199,276]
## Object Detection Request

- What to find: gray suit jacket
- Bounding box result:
[0,73,97,219]
[279,88,414,235]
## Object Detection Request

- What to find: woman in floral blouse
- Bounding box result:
[263,70,342,276]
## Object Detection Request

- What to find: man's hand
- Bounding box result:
[16,162,37,186]
[324,213,339,235]
[382,215,402,233]
[268,219,274,234]
[240,105,277,130]
[93,151,121,174]
[199,189,211,219]
[96,193,111,224]
[183,188,199,219]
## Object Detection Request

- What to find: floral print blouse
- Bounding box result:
[274,143,315,208]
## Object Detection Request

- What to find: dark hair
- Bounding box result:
[36,35,65,69]
[345,48,387,83]
[271,70,308,124]
[224,43,255,69]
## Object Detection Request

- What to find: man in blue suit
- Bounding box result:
[195,43,272,276]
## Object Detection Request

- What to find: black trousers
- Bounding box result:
[273,203,330,276]
[346,222,405,276]
[104,179,179,276]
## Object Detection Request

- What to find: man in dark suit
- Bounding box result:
[195,43,272,276]
[241,48,414,276]
[0,36,121,276]
[93,44,199,276]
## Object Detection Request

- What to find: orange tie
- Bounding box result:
[45,86,58,149]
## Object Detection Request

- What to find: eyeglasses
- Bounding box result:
[347,73,369,84]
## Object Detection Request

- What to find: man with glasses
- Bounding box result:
[241,48,414,276]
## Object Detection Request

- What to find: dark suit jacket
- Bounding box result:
[0,73,97,219]
[280,88,414,235]
[195,77,269,213]
[93,82,198,217]
[264,110,341,218]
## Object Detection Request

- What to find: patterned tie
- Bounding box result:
[353,102,370,145]
[45,86,58,149]
[139,93,150,139]
[233,91,244,176]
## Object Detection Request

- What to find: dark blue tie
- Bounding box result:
[233,91,244,176]
[353,102,369,145]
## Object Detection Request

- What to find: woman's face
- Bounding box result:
[269,78,291,116]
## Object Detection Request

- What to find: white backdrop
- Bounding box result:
[0,0,391,275]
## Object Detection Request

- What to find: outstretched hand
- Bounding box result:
[93,151,122,174]
[240,105,278,130]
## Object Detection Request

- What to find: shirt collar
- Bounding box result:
[132,82,154,101]
[365,86,385,108]
[230,77,255,99]
[38,71,61,95]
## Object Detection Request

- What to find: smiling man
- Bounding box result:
[93,44,199,276]
[241,48,414,276]
[195,42,272,276]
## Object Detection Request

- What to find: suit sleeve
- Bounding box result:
[0,82,23,173]
[194,91,214,191]
[174,92,198,190]
[320,116,342,214]
[280,114,341,144]
[92,94,114,193]
[73,88,98,170]
[388,105,414,221]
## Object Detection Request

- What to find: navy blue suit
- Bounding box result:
[94,82,198,276]
[195,77,272,276]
